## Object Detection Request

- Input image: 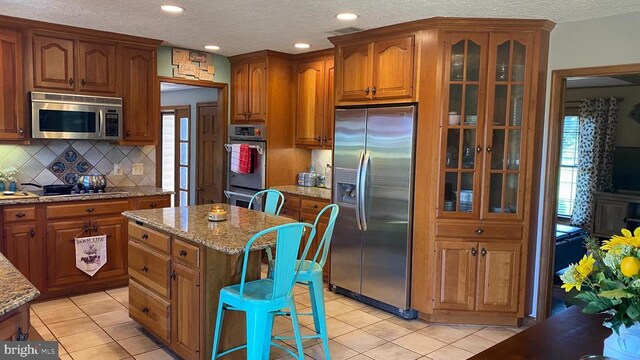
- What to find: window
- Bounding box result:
[557,115,580,217]
[161,107,190,207]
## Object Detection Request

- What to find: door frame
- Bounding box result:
[195,101,227,204]
[156,76,228,187]
[536,63,640,320]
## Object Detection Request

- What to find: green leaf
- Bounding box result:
[599,289,635,299]
[626,303,640,321]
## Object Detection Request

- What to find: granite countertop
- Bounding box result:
[0,254,39,316]
[0,186,172,206]
[122,203,295,254]
[270,185,332,200]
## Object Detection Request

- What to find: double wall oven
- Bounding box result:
[224,125,267,211]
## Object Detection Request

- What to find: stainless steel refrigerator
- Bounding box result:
[331,105,417,318]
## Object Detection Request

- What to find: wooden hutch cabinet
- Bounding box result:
[331,18,554,326]
[0,28,26,141]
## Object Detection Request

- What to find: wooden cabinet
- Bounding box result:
[434,241,476,311]
[476,242,521,313]
[0,304,30,342]
[121,46,157,144]
[0,29,26,141]
[46,219,93,288]
[171,262,200,360]
[334,35,415,104]
[591,191,640,238]
[294,50,334,149]
[231,58,267,123]
[77,40,117,93]
[4,224,36,280]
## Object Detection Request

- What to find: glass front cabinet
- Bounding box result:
[438,32,533,221]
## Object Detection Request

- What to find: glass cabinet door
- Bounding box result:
[439,33,488,217]
[483,33,533,219]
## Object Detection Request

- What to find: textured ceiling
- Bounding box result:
[1,0,640,56]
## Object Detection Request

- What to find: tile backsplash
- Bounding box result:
[311,149,332,175]
[0,140,156,189]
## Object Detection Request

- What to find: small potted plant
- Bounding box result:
[0,170,5,192]
[561,228,640,359]
[2,167,18,192]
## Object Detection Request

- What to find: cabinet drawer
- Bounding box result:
[137,196,171,210]
[128,241,170,297]
[173,239,200,268]
[46,200,130,219]
[283,195,301,210]
[128,222,170,253]
[279,208,300,220]
[129,280,170,342]
[435,222,523,240]
[3,207,36,223]
[301,198,329,212]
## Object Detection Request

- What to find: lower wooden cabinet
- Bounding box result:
[129,280,170,342]
[4,224,36,280]
[0,304,30,341]
[434,240,520,314]
[171,262,200,360]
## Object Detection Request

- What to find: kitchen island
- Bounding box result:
[0,253,40,341]
[122,204,294,360]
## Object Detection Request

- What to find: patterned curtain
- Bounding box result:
[570,97,620,229]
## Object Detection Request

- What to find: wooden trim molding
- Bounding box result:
[536,62,640,320]
[157,76,226,89]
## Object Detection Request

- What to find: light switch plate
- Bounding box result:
[112,163,123,176]
[132,163,144,175]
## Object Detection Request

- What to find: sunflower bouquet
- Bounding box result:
[561,227,640,333]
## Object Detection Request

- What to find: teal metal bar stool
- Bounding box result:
[270,204,340,360]
[249,189,285,215]
[211,222,315,360]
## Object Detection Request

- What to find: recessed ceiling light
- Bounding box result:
[294,43,311,49]
[161,5,185,13]
[204,45,220,51]
[337,13,358,20]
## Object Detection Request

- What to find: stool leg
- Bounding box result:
[246,309,270,360]
[262,311,275,359]
[309,276,331,359]
[289,300,305,360]
[211,301,226,360]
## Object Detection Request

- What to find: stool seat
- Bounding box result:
[220,279,280,305]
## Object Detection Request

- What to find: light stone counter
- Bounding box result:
[122,203,295,254]
[270,185,332,200]
[0,254,39,316]
[0,186,171,206]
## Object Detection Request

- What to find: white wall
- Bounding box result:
[532,11,640,317]
[161,87,219,204]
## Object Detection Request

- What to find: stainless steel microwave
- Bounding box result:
[31,92,122,140]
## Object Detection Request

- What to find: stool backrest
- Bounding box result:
[249,189,284,215]
[238,222,315,301]
[301,204,339,273]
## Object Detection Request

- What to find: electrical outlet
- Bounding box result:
[112,163,123,176]
[132,163,144,176]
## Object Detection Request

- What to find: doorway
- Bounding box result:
[158,77,228,206]
[538,63,640,319]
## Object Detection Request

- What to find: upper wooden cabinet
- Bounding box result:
[0,29,26,141]
[121,46,157,144]
[294,50,334,149]
[334,35,415,104]
[32,34,117,94]
[230,58,267,123]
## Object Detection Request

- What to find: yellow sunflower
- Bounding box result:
[576,254,595,277]
[601,227,640,253]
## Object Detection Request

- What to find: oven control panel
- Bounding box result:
[229,124,266,141]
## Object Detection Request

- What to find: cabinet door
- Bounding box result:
[295,60,324,147]
[122,46,156,144]
[372,35,415,100]
[438,33,488,219]
[316,217,331,282]
[171,262,200,360]
[336,42,373,102]
[0,29,26,140]
[476,242,521,313]
[247,60,267,122]
[323,58,335,148]
[90,216,127,281]
[482,33,534,220]
[434,240,477,311]
[33,34,75,90]
[46,219,92,288]
[77,40,117,94]
[593,199,628,237]
[0,307,28,341]
[4,224,35,280]
[230,62,249,123]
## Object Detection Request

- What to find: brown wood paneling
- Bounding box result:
[476,242,520,313]
[46,200,130,219]
[129,279,170,343]
[121,46,156,144]
[435,222,523,240]
[77,40,117,94]
[171,262,200,360]
[196,102,225,205]
[128,240,171,297]
[3,206,36,223]
[136,195,171,210]
[128,222,170,253]
[32,33,75,90]
[173,239,200,268]
[295,59,324,147]
[0,29,26,141]
[372,35,415,100]
[434,240,477,311]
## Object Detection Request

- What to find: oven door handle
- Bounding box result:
[224,190,254,200]
[98,109,104,137]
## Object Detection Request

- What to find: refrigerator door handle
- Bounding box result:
[360,150,370,231]
[355,150,365,231]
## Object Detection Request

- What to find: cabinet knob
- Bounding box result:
[150,203,157,208]
[170,270,177,280]
[81,79,86,87]
[141,233,149,240]
[364,87,370,95]
[141,265,149,273]
[475,228,484,235]
[179,250,187,257]
[83,224,90,233]
[68,78,74,86]
[371,86,377,95]
[471,247,477,257]
[313,204,318,209]
[15,212,25,218]
[29,229,35,238]
[476,146,482,153]
[18,128,24,135]
[15,327,29,341]
[486,146,493,153]
[142,307,149,314]
[481,248,487,257]
[126,131,131,138]
[86,207,95,213]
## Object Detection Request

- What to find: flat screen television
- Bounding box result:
[612,147,640,191]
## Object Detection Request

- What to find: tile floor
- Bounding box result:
[31,277,526,360]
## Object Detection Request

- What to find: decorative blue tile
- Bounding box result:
[63,147,78,164]
[75,161,91,174]
[63,171,78,185]
[49,161,66,174]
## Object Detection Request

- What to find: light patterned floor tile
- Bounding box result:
[305,339,357,360]
[359,307,395,320]
[78,298,127,316]
[31,298,76,313]
[104,321,144,341]
[451,334,497,354]
[362,320,413,341]
[91,309,131,327]
[57,328,113,353]
[117,334,161,355]
[418,325,468,343]
[392,332,447,355]
[448,324,486,334]
[474,327,518,343]
[46,316,101,338]
[335,296,369,309]
[348,355,374,360]
[326,317,357,339]
[273,315,296,335]
[386,316,429,332]
[364,342,421,360]
[134,348,179,360]
[335,309,383,328]
[426,345,474,360]
[70,291,113,306]
[278,325,323,349]
[58,354,73,360]
[334,330,386,353]
[69,342,130,360]
[324,300,356,317]
[35,306,87,325]
[106,287,129,304]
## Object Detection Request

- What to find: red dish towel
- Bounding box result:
[238,144,251,174]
